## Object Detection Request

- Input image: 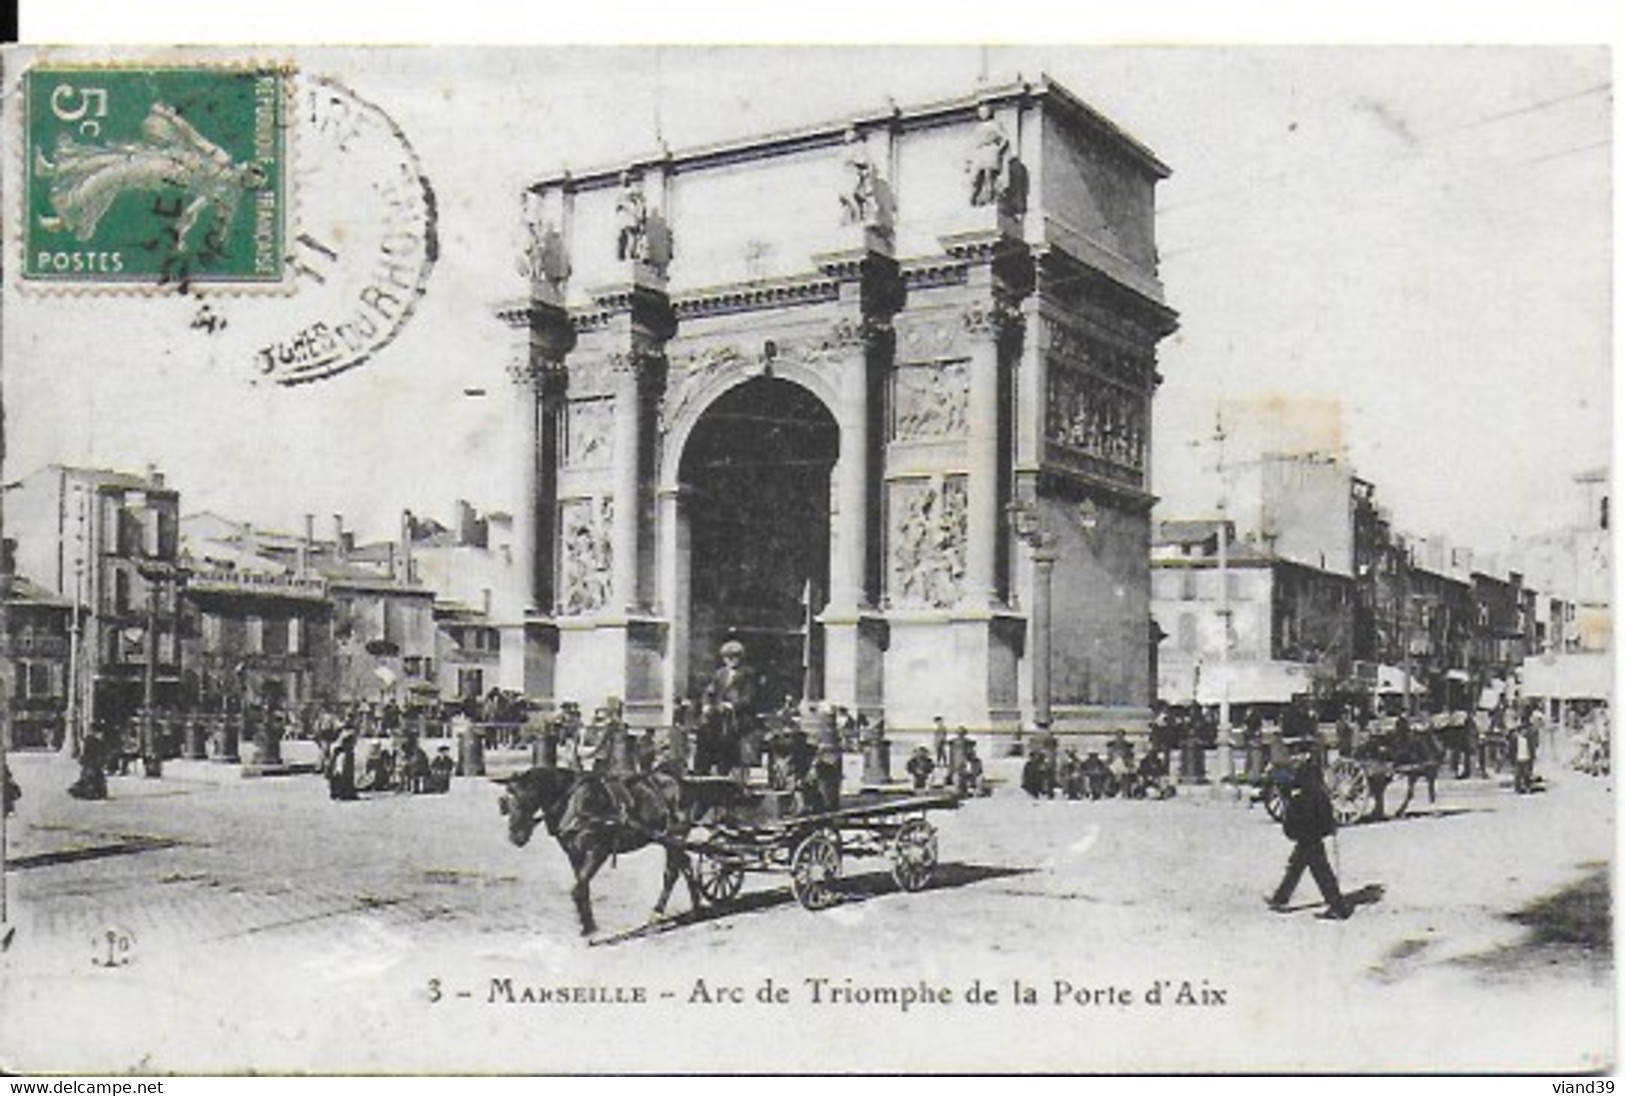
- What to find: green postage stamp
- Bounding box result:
[23,64,289,287]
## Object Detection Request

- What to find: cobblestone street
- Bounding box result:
[0,746,1612,1074]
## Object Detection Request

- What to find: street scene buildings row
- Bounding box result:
[1151,454,1610,723]
[0,448,1607,751]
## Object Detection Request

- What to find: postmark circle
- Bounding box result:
[251,74,438,386]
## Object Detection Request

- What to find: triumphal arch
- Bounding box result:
[499,78,1177,736]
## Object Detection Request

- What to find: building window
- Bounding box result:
[458,667,484,699]
[1180,570,1197,601]
[288,617,302,655]
[1177,613,1198,653]
[245,615,263,655]
[262,615,288,656]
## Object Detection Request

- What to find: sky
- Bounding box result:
[0,23,1614,561]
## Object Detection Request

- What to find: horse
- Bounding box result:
[499,765,701,937]
[1353,727,1441,819]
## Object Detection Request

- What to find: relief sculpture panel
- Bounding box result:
[893,360,969,441]
[888,475,967,609]
[558,496,614,615]
[1046,365,1148,483]
[563,397,614,468]
[662,343,749,435]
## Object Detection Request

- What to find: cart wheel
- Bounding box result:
[694,855,744,905]
[890,818,938,893]
[790,830,842,911]
[1328,760,1372,826]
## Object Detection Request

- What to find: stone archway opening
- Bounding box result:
[678,377,840,709]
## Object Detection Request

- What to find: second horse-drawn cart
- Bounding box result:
[1254,754,1438,826]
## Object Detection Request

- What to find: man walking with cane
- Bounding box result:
[1267,746,1354,920]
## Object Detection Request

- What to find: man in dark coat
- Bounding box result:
[326,729,358,801]
[3,763,20,816]
[905,746,935,791]
[698,639,756,778]
[69,728,109,800]
[1268,757,1352,919]
[1021,749,1056,798]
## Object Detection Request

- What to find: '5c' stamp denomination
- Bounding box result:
[23,63,289,288]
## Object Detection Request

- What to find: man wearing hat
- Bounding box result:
[1267,750,1353,920]
[428,745,455,794]
[698,638,757,778]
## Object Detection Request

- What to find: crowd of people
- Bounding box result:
[1017,730,1176,802]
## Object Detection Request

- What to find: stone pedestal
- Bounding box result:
[217,716,240,764]
[458,726,486,777]
[861,736,892,786]
[185,717,208,761]
[821,612,887,720]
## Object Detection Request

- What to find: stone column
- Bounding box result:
[657,484,693,720]
[609,354,645,613]
[815,243,899,720]
[1032,543,1056,725]
[509,368,542,612]
[828,323,870,614]
[962,306,1005,608]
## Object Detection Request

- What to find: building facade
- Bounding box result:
[1,563,74,750]
[1151,521,1357,711]
[498,78,1178,733]
[10,465,184,744]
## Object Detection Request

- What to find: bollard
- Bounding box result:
[861,734,892,786]
[185,716,208,761]
[220,714,241,764]
[259,716,284,767]
[459,725,487,777]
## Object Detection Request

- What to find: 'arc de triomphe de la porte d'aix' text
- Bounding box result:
[497,77,1178,739]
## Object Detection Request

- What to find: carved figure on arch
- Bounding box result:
[520,210,571,296]
[966,103,1011,208]
[615,171,649,262]
[838,128,888,230]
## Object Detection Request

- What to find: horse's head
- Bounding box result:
[497,767,574,847]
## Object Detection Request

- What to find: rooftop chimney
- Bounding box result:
[400,509,415,585]
[242,521,259,559]
[332,514,347,561]
[299,513,314,576]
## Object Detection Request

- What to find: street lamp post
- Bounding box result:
[1210,413,1233,785]
[1009,491,1096,738]
[139,565,163,777]
[1008,494,1056,733]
